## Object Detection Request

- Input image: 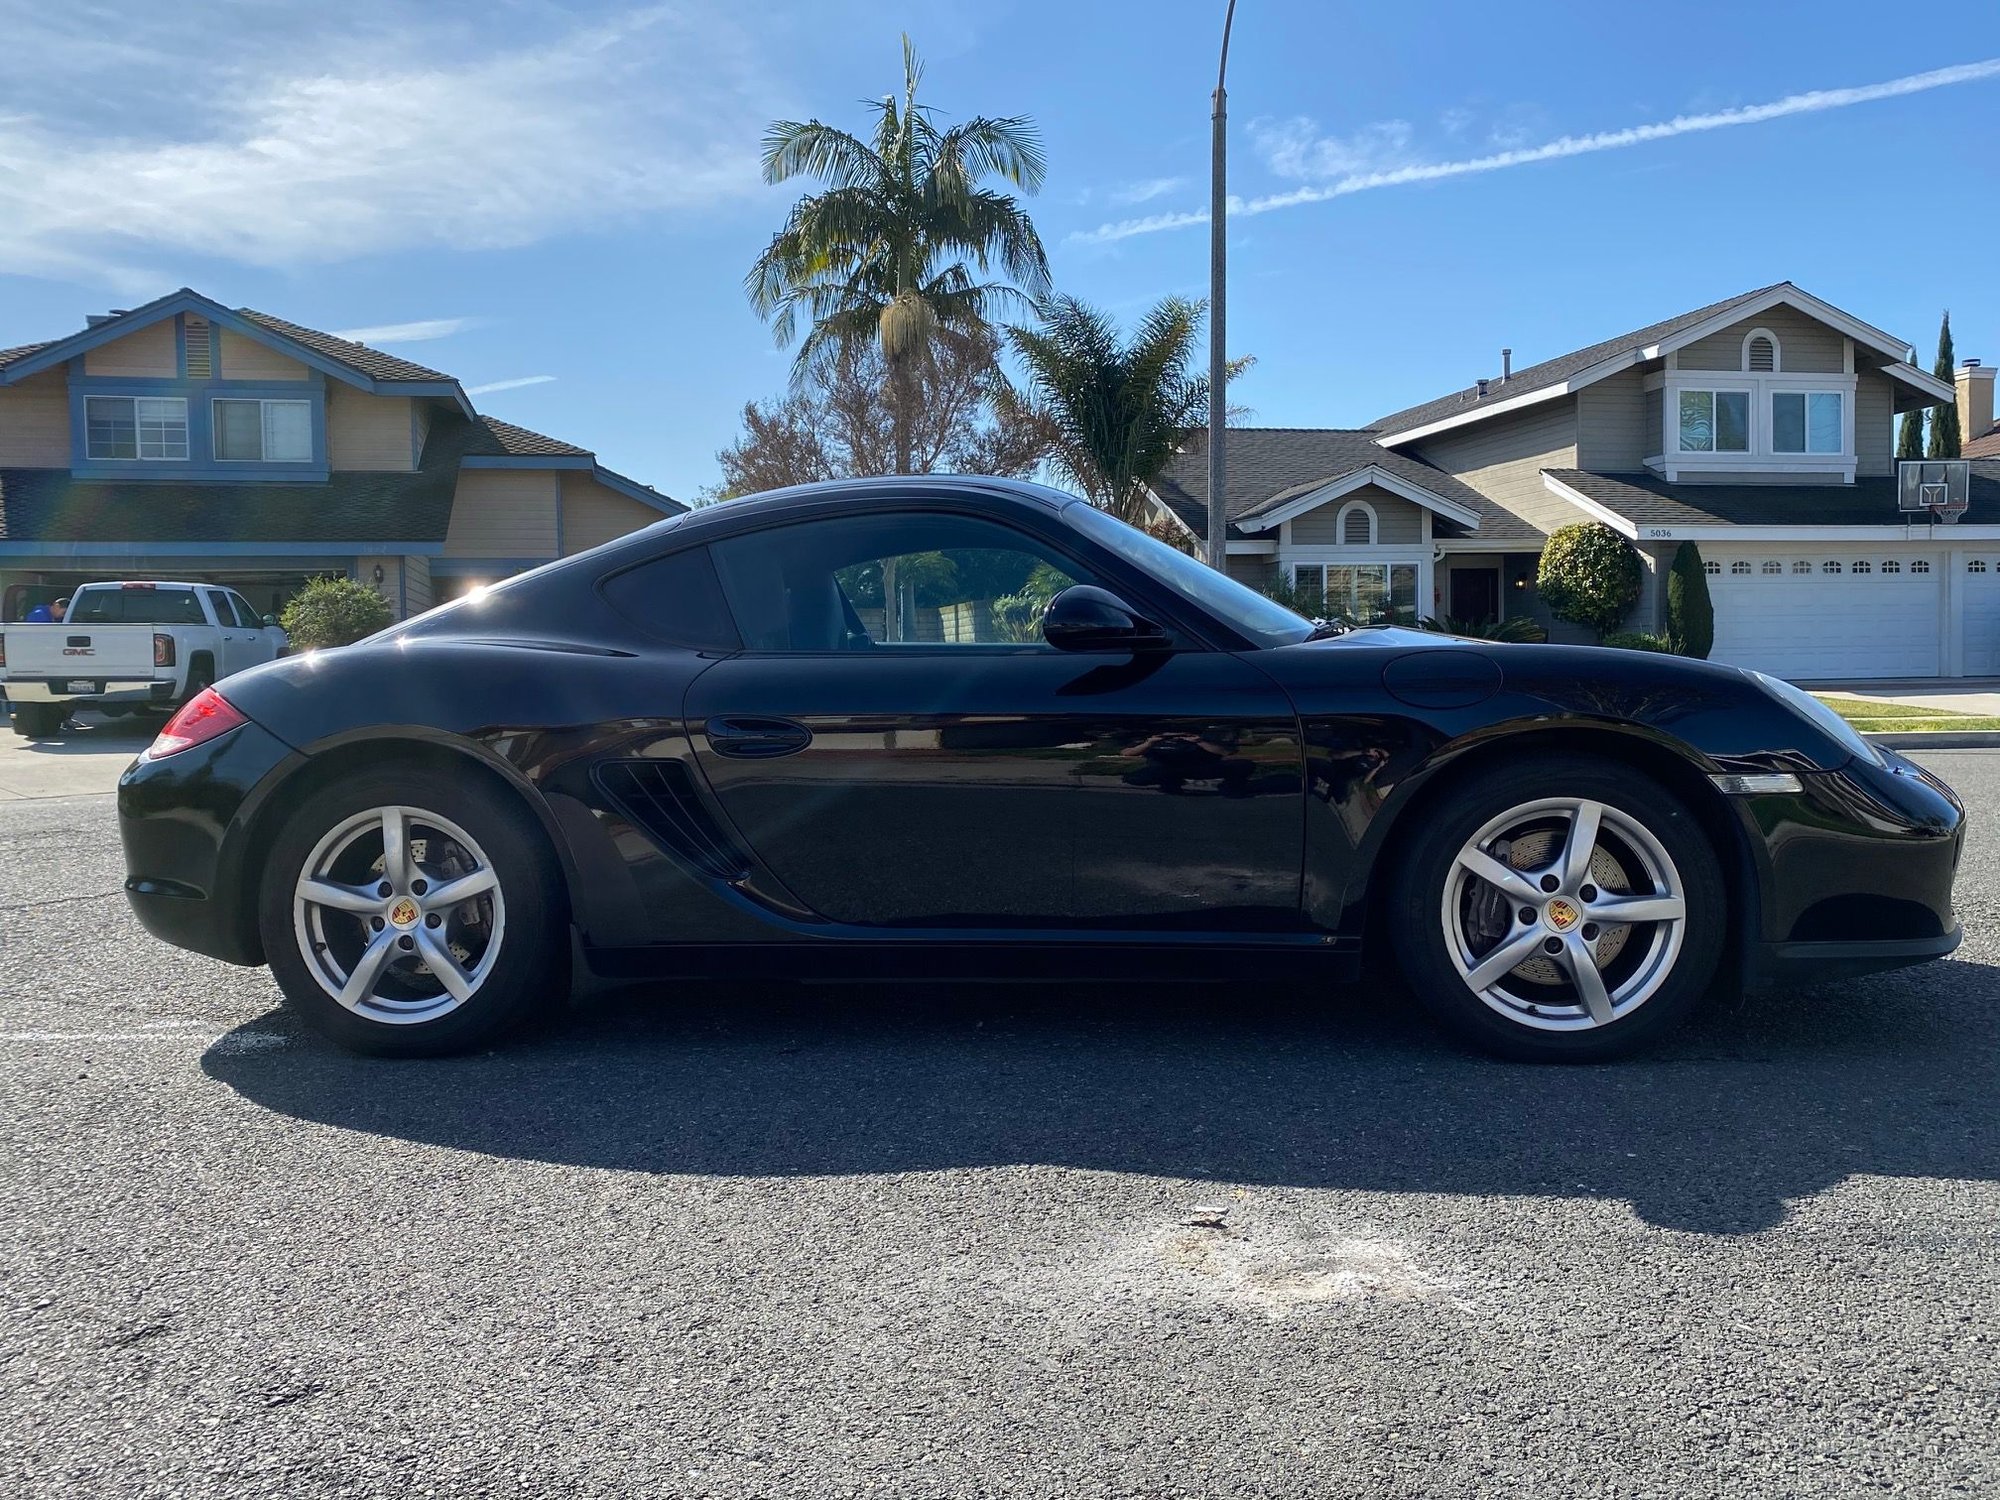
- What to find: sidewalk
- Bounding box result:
[1804,679,2000,716]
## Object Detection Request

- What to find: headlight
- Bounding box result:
[1748,671,1883,767]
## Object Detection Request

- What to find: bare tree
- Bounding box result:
[716,332,1053,498]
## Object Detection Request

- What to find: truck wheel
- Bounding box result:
[182,655,214,705]
[13,703,64,739]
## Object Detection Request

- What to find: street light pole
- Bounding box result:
[1206,0,1237,571]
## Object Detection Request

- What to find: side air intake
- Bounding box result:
[593,761,752,882]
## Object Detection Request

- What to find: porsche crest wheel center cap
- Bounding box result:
[388,897,421,930]
[1543,898,1581,933]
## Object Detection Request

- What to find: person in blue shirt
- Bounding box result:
[23,603,52,622]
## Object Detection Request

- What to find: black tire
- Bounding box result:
[1388,754,1726,1062]
[257,764,569,1057]
[12,702,65,739]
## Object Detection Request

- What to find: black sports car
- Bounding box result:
[117,477,1964,1060]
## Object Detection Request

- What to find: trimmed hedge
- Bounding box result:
[280,574,394,650]
[1601,631,1673,653]
[1538,523,1642,638]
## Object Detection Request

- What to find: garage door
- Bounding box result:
[1963,555,2000,676]
[1704,549,1942,680]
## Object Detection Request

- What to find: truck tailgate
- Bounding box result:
[2,624,159,686]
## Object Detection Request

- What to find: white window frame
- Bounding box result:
[1675,387,1753,456]
[1291,560,1422,624]
[84,394,188,462]
[212,397,313,464]
[1769,389,1846,456]
[1333,499,1378,546]
[1650,368,1858,481]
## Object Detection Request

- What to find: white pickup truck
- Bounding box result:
[1,581,288,739]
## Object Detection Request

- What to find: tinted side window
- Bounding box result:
[203,588,232,626]
[708,511,1092,653]
[599,545,739,651]
[226,592,261,628]
[70,587,205,625]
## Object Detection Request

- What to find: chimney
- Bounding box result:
[1501,348,1513,382]
[1958,358,1995,444]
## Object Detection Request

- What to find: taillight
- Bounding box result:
[147,688,247,759]
[0,636,6,668]
[154,632,175,667]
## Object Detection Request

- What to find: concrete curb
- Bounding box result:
[1866,731,2000,750]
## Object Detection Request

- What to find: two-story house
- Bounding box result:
[1153,282,2000,680]
[0,288,681,622]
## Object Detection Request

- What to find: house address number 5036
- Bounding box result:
[1645,528,1676,539]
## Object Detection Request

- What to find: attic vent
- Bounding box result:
[1744,331,1778,372]
[184,318,212,379]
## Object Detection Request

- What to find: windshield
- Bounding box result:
[1064,502,1313,648]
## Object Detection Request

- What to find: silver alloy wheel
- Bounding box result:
[1440,796,1687,1032]
[292,805,506,1026]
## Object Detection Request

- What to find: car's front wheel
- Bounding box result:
[257,765,567,1056]
[1390,755,1725,1061]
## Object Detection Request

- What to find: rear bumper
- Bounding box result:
[119,718,302,965]
[6,677,171,704]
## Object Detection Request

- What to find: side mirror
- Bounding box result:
[1042,585,1171,654]
[262,614,279,628]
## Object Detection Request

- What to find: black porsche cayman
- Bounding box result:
[118,477,1964,1060]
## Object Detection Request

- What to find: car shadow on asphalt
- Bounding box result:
[202,956,2000,1237]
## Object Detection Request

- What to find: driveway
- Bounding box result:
[0,752,1995,1497]
[0,710,150,801]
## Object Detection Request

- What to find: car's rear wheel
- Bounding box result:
[257,765,567,1056]
[1389,755,1725,1061]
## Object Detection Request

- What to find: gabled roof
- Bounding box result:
[1372,283,1957,447]
[236,310,456,384]
[1967,424,2000,459]
[469,417,590,459]
[0,288,471,413]
[1152,427,1543,545]
[1543,466,2000,534]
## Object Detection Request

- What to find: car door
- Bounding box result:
[683,505,1305,930]
[202,588,257,678]
[225,591,283,663]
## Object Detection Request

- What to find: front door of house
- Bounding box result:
[1449,567,1501,624]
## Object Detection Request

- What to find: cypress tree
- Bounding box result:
[1896,406,1925,461]
[1929,312,1962,458]
[1665,541,1714,659]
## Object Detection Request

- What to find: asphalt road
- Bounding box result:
[1,748,1996,1497]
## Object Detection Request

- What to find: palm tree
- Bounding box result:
[1003,294,1241,526]
[746,35,1050,482]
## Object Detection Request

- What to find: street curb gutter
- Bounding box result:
[1867,731,2000,750]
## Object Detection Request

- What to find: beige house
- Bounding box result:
[0,288,680,621]
[1152,282,2000,680]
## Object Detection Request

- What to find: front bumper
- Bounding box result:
[1735,747,1965,989]
[118,718,302,965]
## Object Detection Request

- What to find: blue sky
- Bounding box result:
[2,0,1996,499]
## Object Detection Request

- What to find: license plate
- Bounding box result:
[64,679,97,694]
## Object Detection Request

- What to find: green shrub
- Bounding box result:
[1601,630,1673,653]
[1537,523,1643,638]
[1418,614,1548,643]
[1665,542,1714,658]
[280,574,394,650]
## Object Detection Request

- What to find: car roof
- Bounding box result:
[671,475,1078,537]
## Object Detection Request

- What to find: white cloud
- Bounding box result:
[0,2,775,291]
[331,317,481,345]
[1251,118,1414,180]
[1108,176,1187,206]
[466,375,556,396]
[1073,57,2000,244]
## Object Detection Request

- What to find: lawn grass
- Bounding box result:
[1813,695,2000,733]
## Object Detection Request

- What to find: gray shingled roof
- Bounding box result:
[0,341,55,369]
[1154,428,1544,545]
[467,416,590,459]
[1371,283,1790,438]
[1548,467,2000,529]
[235,309,457,384]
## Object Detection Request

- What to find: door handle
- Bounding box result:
[705,715,813,759]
